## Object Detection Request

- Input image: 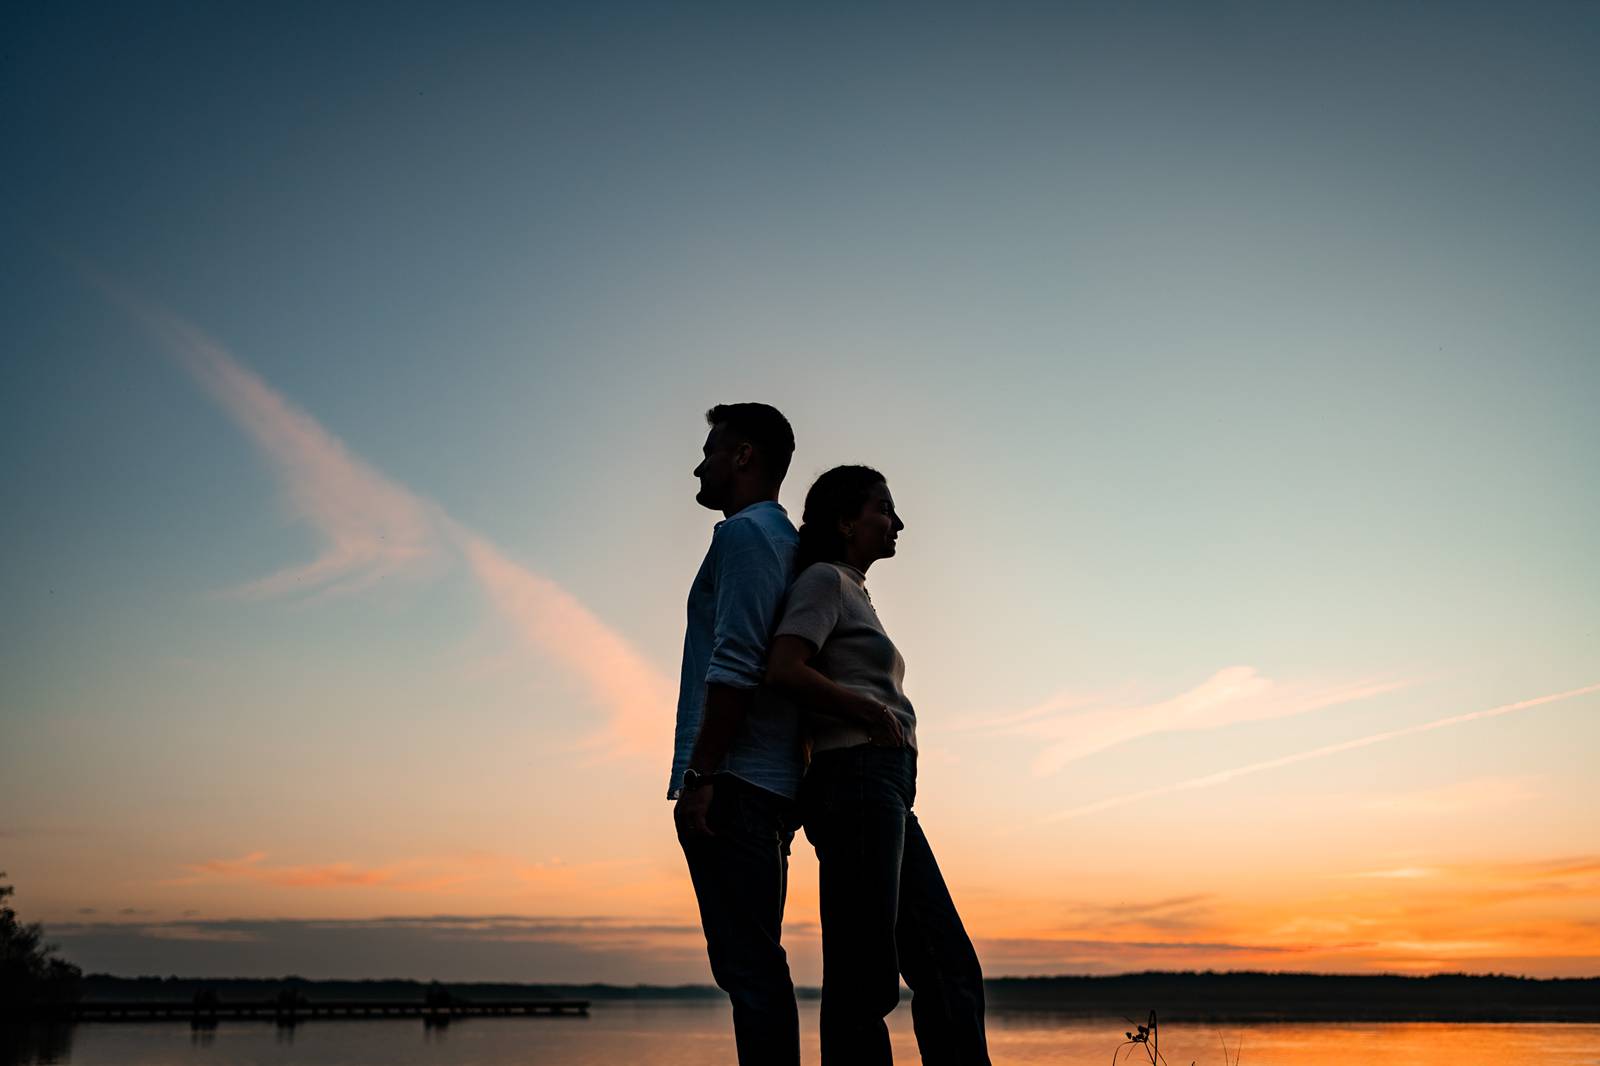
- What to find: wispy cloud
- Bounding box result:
[117,291,673,758]
[950,848,1600,977]
[1048,682,1600,821]
[457,531,673,760]
[970,934,1304,976]
[156,850,686,917]
[1311,855,1600,970]
[130,302,444,599]
[1058,893,1219,934]
[951,684,1137,733]
[963,666,1407,777]
[1360,775,1539,817]
[1355,862,1597,901]
[44,914,719,983]
[163,852,475,892]
[143,925,261,943]
[1405,856,1600,909]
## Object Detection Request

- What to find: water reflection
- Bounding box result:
[0,1023,72,1066]
[188,1023,215,1050]
[5,1006,1599,1065]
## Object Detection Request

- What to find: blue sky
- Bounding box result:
[3,2,1597,981]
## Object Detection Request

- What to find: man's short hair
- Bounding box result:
[706,403,795,484]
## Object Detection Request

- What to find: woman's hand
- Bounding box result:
[867,704,906,748]
[767,635,906,747]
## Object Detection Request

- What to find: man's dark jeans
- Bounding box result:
[679,774,801,1066]
[802,745,991,1066]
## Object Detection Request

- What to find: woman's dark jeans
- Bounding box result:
[801,745,991,1066]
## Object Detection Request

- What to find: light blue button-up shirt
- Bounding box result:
[668,500,803,800]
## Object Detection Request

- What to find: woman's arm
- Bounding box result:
[766,635,905,747]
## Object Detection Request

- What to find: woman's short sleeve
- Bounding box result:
[774,563,844,651]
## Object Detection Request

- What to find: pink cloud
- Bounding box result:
[167,852,476,892]
[1047,681,1600,821]
[456,531,673,761]
[132,305,443,599]
[966,666,1408,777]
[121,292,672,759]
[1360,775,1539,817]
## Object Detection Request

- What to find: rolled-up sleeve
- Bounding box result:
[704,519,789,689]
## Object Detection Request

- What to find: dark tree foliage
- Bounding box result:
[0,873,83,1009]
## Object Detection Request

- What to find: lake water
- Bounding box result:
[6,1001,1598,1065]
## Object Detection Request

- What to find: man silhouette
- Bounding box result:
[670,402,804,1065]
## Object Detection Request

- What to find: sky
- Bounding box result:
[2,2,1597,984]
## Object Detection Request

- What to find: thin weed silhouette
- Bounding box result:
[1113,1011,1167,1066]
[1112,1010,1242,1066]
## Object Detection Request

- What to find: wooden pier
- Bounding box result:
[11,998,589,1025]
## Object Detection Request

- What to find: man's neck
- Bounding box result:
[721,486,780,519]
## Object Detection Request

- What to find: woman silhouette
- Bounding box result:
[766,465,991,1066]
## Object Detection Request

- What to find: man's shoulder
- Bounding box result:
[713,505,797,551]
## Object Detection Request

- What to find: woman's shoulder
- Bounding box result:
[791,561,848,593]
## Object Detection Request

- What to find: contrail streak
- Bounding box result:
[1046,683,1600,822]
[103,282,673,759]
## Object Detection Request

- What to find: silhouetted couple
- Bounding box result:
[669,403,991,1066]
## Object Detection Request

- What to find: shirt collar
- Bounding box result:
[713,499,787,529]
[835,561,867,586]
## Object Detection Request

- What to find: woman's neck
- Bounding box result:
[841,547,874,574]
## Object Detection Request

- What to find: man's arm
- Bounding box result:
[688,682,755,774]
[674,520,788,836]
[674,683,755,836]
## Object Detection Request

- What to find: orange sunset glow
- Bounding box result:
[5,0,1597,1018]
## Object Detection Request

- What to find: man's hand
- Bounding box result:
[867,705,907,748]
[674,783,715,837]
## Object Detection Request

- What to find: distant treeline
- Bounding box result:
[81,971,1600,1021]
[983,972,1600,1021]
[80,975,721,1004]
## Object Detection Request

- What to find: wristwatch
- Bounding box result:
[682,768,714,792]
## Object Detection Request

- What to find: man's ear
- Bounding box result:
[733,442,755,470]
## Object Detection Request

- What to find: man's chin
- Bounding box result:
[695,488,722,511]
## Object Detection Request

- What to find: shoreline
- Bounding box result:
[14,971,1588,1026]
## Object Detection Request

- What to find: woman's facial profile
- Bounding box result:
[849,481,905,561]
